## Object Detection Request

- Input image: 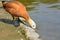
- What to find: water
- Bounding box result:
[26,1,60,40]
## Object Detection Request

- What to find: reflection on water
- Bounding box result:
[18,0,60,40]
[18,0,36,6]
[40,0,57,4]
[18,0,59,5]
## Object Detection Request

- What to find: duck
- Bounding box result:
[2,0,36,29]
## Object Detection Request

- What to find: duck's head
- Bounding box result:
[28,18,36,29]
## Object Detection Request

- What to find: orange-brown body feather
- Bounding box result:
[2,1,30,20]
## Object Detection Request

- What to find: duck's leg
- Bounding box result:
[12,16,20,27]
